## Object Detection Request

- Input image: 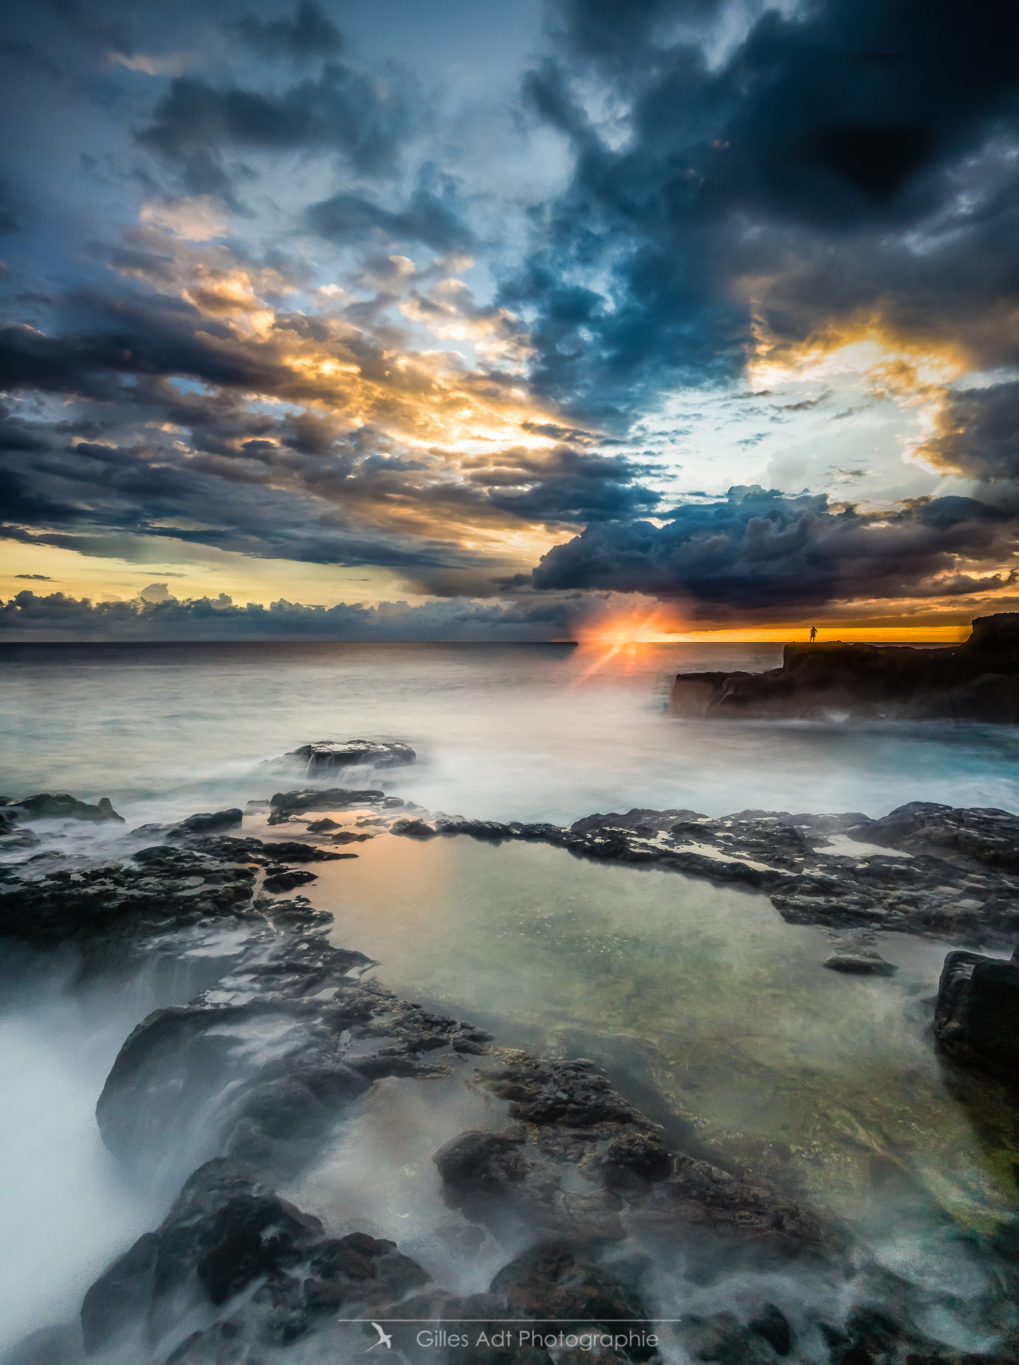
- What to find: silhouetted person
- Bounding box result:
[809,625,818,643]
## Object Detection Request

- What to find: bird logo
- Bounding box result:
[366,1322,393,1351]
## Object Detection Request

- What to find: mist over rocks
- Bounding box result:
[283,739,417,773]
[670,613,1019,724]
[0,793,123,825]
[3,780,1019,1362]
[79,1158,431,1359]
[434,1052,830,1256]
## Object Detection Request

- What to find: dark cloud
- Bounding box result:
[531,486,1017,616]
[13,573,53,580]
[0,588,574,641]
[922,381,1019,484]
[138,63,407,193]
[463,446,659,523]
[234,1,344,61]
[306,184,473,252]
[510,0,1019,419]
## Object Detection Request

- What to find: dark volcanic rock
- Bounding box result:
[434,1051,827,1255]
[391,817,439,838]
[933,949,1019,1080]
[280,739,416,773]
[96,934,486,1176]
[0,844,257,948]
[422,802,1019,944]
[268,787,385,823]
[80,1159,428,1357]
[671,613,1019,723]
[1,792,124,823]
[677,1309,790,1364]
[262,866,318,892]
[859,802,1019,873]
[167,809,243,837]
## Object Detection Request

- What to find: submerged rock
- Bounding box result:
[434,1051,829,1256]
[933,949,1019,1080]
[822,949,898,976]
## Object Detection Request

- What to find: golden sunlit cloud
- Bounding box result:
[748,311,967,476]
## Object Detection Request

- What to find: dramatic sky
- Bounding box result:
[2,0,1018,640]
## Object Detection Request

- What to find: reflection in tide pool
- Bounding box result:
[312,832,1018,1238]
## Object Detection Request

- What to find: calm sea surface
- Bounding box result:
[3,639,1019,823]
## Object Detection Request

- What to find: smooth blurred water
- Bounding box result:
[3,640,1019,824]
[2,642,1019,1359]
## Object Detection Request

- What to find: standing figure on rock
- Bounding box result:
[809,625,818,643]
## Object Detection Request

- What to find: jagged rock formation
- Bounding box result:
[670,613,1019,722]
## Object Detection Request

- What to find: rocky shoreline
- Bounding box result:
[1,751,1018,1364]
[670,613,1019,724]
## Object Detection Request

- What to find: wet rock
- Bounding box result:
[934,950,1019,1080]
[748,1305,793,1357]
[1,793,124,823]
[638,1152,829,1254]
[79,1159,428,1357]
[435,1052,827,1255]
[0,1323,84,1365]
[678,1311,785,1364]
[816,1305,1019,1365]
[860,802,1019,874]
[392,818,439,838]
[434,1130,529,1199]
[823,949,897,976]
[281,739,416,773]
[428,803,1019,944]
[0,844,257,948]
[268,788,384,823]
[262,866,318,893]
[167,809,243,837]
[400,1243,660,1365]
[485,1243,657,1361]
[97,936,483,1177]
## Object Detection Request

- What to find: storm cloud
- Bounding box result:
[2,0,1019,635]
[531,487,1019,617]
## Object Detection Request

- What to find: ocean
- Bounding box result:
[1,641,1018,1358]
[4,639,1019,825]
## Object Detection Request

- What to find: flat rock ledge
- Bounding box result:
[265,738,417,775]
[389,800,1019,944]
[670,611,1019,723]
